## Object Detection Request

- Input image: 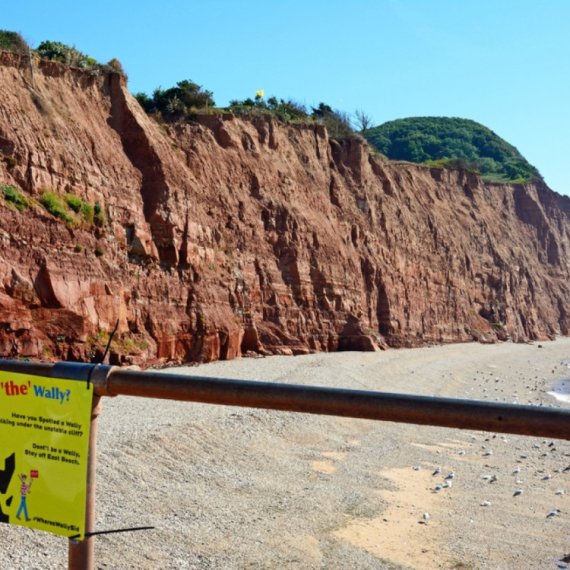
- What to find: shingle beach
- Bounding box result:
[3,339,570,569]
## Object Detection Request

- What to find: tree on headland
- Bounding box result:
[354,109,374,135]
[311,103,334,119]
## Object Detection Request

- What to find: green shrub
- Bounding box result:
[311,102,334,119]
[322,111,354,141]
[229,97,256,108]
[423,159,450,169]
[275,99,308,121]
[36,40,92,68]
[0,30,28,54]
[228,95,309,122]
[310,103,354,140]
[81,202,94,224]
[40,191,74,224]
[135,79,215,119]
[134,92,153,112]
[65,193,83,213]
[425,158,479,173]
[65,194,94,223]
[94,247,104,257]
[1,184,31,211]
[227,104,253,117]
[35,40,126,77]
[94,201,105,227]
[74,244,83,253]
[3,155,18,168]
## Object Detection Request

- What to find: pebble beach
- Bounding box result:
[3,338,570,569]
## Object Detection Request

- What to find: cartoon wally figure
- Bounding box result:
[16,473,33,521]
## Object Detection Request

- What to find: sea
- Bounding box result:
[548,360,570,403]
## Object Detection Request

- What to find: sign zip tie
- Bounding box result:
[100,319,120,366]
[86,365,96,391]
[69,525,155,540]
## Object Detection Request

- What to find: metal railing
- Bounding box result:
[1,359,570,569]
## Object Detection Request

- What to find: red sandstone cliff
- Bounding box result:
[1,52,570,365]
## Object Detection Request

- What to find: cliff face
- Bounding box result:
[1,52,570,365]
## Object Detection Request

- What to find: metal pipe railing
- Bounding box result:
[2,360,569,440]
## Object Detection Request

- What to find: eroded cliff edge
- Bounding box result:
[1,52,570,365]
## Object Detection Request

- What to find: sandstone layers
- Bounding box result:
[1,52,569,365]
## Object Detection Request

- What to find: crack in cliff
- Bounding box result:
[106,74,176,263]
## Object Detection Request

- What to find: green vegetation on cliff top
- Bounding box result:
[134,89,354,141]
[0,30,27,54]
[0,29,542,185]
[364,117,541,184]
[0,29,124,75]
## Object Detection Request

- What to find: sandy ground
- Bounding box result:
[2,339,570,569]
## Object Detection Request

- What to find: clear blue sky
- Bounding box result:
[4,1,570,196]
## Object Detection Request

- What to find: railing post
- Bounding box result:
[46,362,114,570]
[68,394,101,570]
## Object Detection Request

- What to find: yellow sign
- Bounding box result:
[0,371,93,539]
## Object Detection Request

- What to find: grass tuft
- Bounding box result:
[1,184,31,211]
[40,191,74,224]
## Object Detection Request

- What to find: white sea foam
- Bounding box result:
[547,371,570,403]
